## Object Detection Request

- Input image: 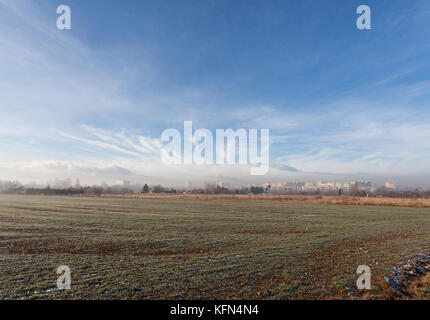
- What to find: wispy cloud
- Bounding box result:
[60,126,162,159]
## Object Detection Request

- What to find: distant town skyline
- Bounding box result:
[0,176,411,193]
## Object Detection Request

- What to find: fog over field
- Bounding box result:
[2,161,430,190]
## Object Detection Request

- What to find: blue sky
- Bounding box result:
[1,0,430,187]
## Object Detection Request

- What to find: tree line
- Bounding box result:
[1,180,430,198]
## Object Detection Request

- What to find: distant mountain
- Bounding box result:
[270,164,300,172]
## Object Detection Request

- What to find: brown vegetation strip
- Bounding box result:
[95,194,430,208]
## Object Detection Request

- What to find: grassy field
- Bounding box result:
[0,194,429,300]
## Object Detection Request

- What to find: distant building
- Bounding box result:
[262,182,271,189]
[285,182,297,192]
[304,182,316,191]
[296,181,305,191]
[385,182,396,190]
[272,183,283,189]
[355,181,373,192]
[184,181,192,190]
[317,181,335,191]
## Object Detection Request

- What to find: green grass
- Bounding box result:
[0,194,429,299]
